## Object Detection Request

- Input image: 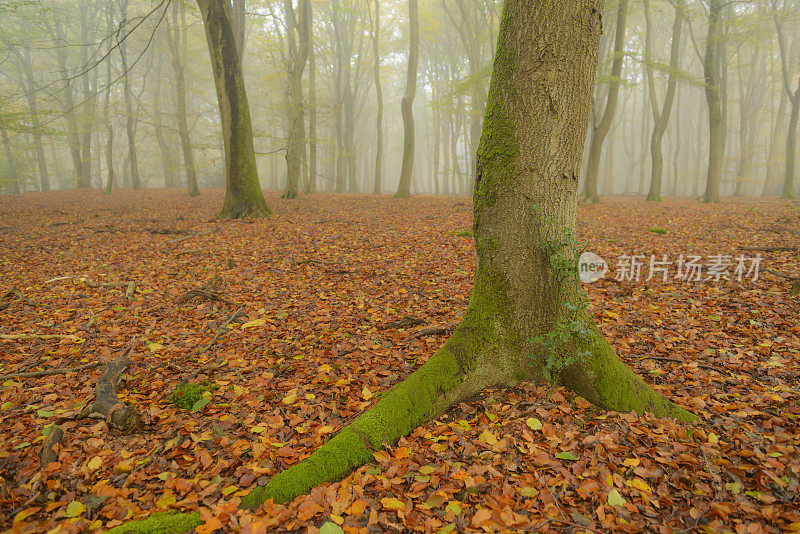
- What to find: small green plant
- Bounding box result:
[529,302,592,383]
[169,382,210,411]
[647,227,668,235]
[452,230,473,238]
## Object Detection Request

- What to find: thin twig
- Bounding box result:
[0,361,100,381]
[200,307,244,353]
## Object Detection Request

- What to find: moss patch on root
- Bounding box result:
[106,512,201,534]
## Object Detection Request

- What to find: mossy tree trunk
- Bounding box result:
[394,0,418,199]
[583,0,628,204]
[241,0,693,510]
[197,0,270,218]
[773,6,799,199]
[111,2,696,530]
[644,0,682,202]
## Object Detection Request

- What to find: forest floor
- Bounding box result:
[0,189,799,534]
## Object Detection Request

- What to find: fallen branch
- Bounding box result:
[763,268,800,281]
[739,246,798,253]
[77,346,144,434]
[175,248,202,257]
[294,258,342,267]
[178,276,233,305]
[381,316,427,330]
[0,288,34,311]
[0,361,100,381]
[0,333,82,343]
[42,276,138,300]
[403,323,458,341]
[40,425,65,466]
[200,307,245,353]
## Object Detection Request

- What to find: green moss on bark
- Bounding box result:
[106,512,201,534]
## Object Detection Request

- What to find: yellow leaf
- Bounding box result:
[241,318,266,329]
[222,485,238,496]
[525,418,542,431]
[147,342,163,353]
[608,489,626,506]
[282,394,297,405]
[13,506,40,523]
[708,433,719,445]
[627,478,652,494]
[63,501,86,518]
[381,497,405,510]
[361,386,373,400]
[87,456,103,472]
[156,492,177,509]
[479,430,498,445]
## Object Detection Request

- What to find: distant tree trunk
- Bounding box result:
[371,0,384,195]
[103,5,115,194]
[395,0,419,198]
[79,1,97,189]
[671,87,682,197]
[584,0,628,203]
[197,0,271,218]
[442,110,451,194]
[332,0,345,193]
[282,0,310,199]
[51,20,85,188]
[773,7,799,199]
[18,49,50,192]
[154,60,177,188]
[1,127,21,194]
[432,105,441,195]
[167,2,200,196]
[644,0,682,202]
[702,0,724,203]
[117,0,140,190]
[764,88,787,196]
[307,3,317,194]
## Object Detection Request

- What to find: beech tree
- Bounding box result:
[108,0,694,529]
[197,0,270,218]
[395,0,419,198]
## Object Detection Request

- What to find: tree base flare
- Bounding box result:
[216,199,272,220]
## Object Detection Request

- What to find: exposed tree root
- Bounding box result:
[77,347,144,434]
[380,316,426,330]
[403,323,458,341]
[0,287,34,311]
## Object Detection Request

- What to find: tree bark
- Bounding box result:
[197,0,270,218]
[702,0,724,203]
[118,0,141,190]
[371,0,384,195]
[307,3,317,195]
[18,48,50,192]
[240,0,692,510]
[395,0,419,198]
[154,59,177,188]
[583,0,628,203]
[1,127,21,194]
[282,0,310,199]
[773,6,799,199]
[644,0,682,202]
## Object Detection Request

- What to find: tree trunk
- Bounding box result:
[237,0,693,511]
[764,86,787,196]
[154,61,177,188]
[1,127,21,194]
[371,0,384,195]
[197,0,270,218]
[644,0,682,202]
[19,49,50,192]
[231,0,246,61]
[394,0,419,198]
[118,0,141,190]
[783,84,800,199]
[282,0,310,199]
[307,4,317,195]
[702,0,724,203]
[583,0,628,203]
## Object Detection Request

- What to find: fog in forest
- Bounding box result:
[0,0,799,201]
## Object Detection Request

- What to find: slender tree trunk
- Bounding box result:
[371,0,384,195]
[442,110,451,194]
[103,6,116,195]
[584,0,628,203]
[395,0,419,198]
[644,0,682,202]
[197,0,271,218]
[764,88,788,196]
[1,127,21,194]
[117,0,140,190]
[307,3,317,194]
[19,49,50,191]
[154,61,177,188]
[282,0,310,199]
[784,83,800,199]
[231,0,246,61]
[703,0,724,203]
